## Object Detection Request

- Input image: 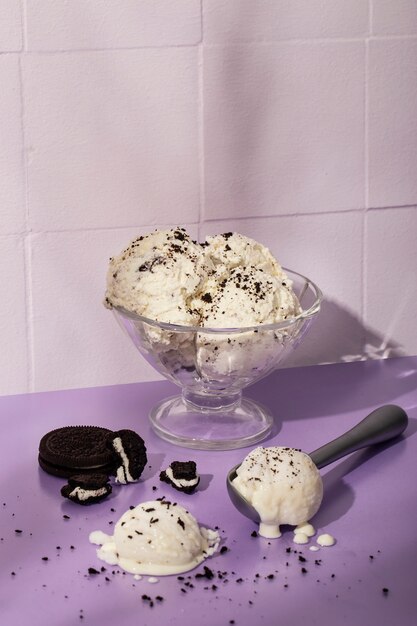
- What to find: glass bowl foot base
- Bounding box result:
[149,395,273,450]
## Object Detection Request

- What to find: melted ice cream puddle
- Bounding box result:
[317,533,336,547]
[89,500,220,576]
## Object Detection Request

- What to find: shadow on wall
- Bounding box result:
[247,297,416,421]
[286,298,405,369]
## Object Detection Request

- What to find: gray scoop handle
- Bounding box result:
[309,404,408,470]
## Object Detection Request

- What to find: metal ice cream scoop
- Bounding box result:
[226,404,408,524]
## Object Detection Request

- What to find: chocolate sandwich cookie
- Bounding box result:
[61,473,112,505]
[107,429,147,484]
[159,460,200,494]
[38,426,116,478]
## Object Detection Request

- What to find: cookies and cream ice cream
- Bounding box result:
[203,231,285,277]
[193,265,298,328]
[89,499,220,576]
[104,228,213,326]
[104,228,302,382]
[232,447,323,539]
[105,229,300,326]
[192,259,300,381]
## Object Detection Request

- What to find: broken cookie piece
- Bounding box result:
[160,461,200,494]
[107,429,147,484]
[61,473,112,505]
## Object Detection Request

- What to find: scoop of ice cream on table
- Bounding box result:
[89,499,220,576]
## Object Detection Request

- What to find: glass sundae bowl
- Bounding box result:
[113,269,322,450]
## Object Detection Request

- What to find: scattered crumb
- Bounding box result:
[88,568,100,575]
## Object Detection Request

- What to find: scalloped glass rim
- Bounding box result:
[113,267,322,334]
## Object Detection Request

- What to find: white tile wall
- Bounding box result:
[0,0,22,52]
[204,0,369,42]
[372,0,417,36]
[365,207,417,357]
[25,0,201,51]
[0,55,25,234]
[0,236,28,395]
[0,1,416,395]
[368,39,417,208]
[23,48,200,231]
[203,42,365,219]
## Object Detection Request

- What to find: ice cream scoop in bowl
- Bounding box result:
[227,405,408,537]
[113,268,321,450]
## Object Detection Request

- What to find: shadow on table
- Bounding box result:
[141,452,165,481]
[311,423,416,527]
[198,473,213,492]
[247,358,417,424]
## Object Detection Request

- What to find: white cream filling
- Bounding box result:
[165,466,199,488]
[69,486,108,501]
[113,437,135,483]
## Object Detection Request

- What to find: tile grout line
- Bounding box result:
[1,34,416,57]
[197,0,204,239]
[1,204,415,240]
[201,208,365,224]
[13,43,203,55]
[197,41,205,239]
[203,34,417,45]
[11,34,417,55]
[21,0,27,51]
[18,49,35,393]
[366,203,417,212]
[362,0,372,347]
[365,0,372,212]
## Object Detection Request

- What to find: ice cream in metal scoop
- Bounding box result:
[227,405,408,538]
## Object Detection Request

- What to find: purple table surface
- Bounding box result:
[1,357,417,626]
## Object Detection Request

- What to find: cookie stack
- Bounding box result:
[38,426,147,505]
